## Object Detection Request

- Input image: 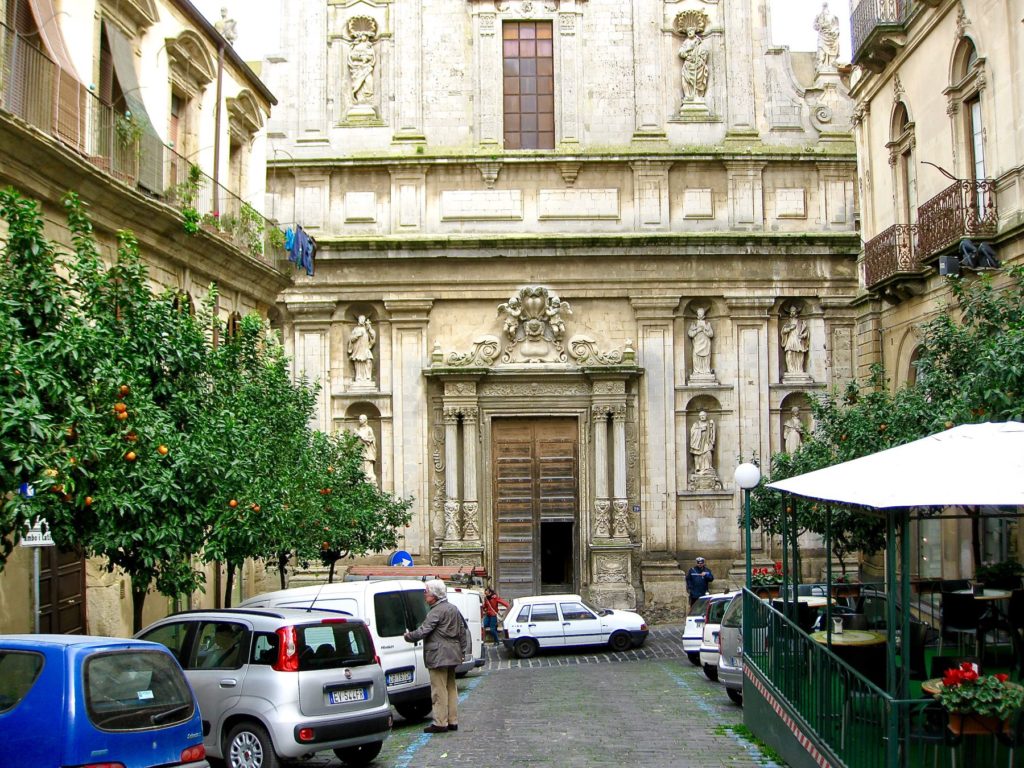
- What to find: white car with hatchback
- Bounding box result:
[500,594,649,659]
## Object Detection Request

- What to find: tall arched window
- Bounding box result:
[887,102,916,227]
[946,38,987,181]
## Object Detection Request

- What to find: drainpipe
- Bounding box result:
[213,43,224,215]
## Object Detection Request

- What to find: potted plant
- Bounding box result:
[975,559,1024,591]
[936,662,1024,735]
[751,562,784,597]
[831,572,863,600]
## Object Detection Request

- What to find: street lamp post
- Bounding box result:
[734,462,761,589]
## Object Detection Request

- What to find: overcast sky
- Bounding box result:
[194,0,851,64]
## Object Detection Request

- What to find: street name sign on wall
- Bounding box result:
[20,519,54,547]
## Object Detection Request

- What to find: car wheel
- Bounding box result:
[686,652,700,666]
[703,663,718,682]
[609,631,632,653]
[513,637,538,659]
[225,721,279,768]
[334,740,383,766]
[394,700,432,722]
[727,688,743,705]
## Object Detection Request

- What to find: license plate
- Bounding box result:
[329,687,367,705]
[386,670,414,686]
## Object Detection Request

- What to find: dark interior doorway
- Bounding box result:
[540,521,574,593]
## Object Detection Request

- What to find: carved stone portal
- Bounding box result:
[498,286,572,363]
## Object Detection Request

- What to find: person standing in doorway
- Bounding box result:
[404,579,471,733]
[482,586,510,645]
[685,557,714,607]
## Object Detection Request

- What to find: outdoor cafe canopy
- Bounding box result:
[766,421,1024,509]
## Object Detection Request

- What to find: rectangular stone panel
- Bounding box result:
[440,189,524,220]
[344,192,376,223]
[537,188,619,220]
[776,188,807,219]
[682,188,714,219]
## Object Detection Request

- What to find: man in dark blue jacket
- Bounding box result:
[685,556,714,607]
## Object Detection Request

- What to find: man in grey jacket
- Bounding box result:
[404,579,471,733]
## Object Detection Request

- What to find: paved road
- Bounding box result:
[303,626,782,768]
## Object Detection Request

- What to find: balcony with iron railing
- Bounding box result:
[851,0,911,72]
[915,179,999,264]
[863,223,923,292]
[0,22,285,269]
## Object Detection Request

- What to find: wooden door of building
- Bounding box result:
[492,418,578,599]
[38,547,85,634]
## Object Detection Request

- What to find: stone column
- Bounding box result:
[391,0,424,142]
[471,9,502,148]
[557,7,582,147]
[611,404,629,539]
[295,0,328,141]
[443,407,460,541]
[592,405,611,538]
[383,298,433,556]
[461,407,480,541]
[723,0,756,141]
[630,0,665,140]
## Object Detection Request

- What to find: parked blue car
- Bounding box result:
[0,634,209,768]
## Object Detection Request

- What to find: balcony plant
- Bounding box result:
[936,663,1024,734]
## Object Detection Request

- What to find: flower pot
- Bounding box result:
[754,585,781,599]
[947,713,1012,736]
[831,583,862,599]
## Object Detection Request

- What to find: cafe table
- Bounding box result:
[810,629,886,647]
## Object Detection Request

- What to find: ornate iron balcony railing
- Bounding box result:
[851,0,910,69]
[863,223,920,291]
[916,180,998,263]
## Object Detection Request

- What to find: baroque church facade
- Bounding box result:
[261,0,861,608]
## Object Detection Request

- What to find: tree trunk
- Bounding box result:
[131,584,148,634]
[224,562,235,608]
[969,507,982,572]
[328,558,337,584]
[277,551,289,590]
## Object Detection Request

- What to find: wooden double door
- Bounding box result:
[39,547,86,634]
[492,418,579,600]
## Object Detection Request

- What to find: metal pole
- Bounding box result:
[744,489,752,589]
[33,547,40,634]
[825,504,832,644]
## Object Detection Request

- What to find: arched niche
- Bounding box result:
[779,393,811,455]
[343,402,381,486]
[684,395,722,484]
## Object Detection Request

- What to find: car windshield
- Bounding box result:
[85,650,195,731]
[297,623,375,670]
[706,598,730,624]
[687,597,709,617]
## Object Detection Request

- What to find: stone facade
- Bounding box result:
[263,0,861,609]
[0,0,284,635]
[850,0,1023,579]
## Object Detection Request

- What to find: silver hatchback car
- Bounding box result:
[138,608,391,768]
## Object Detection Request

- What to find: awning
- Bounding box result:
[766,421,1024,509]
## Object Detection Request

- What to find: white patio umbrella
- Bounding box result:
[766,421,1024,509]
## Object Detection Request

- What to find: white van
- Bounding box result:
[238,579,434,721]
[444,586,485,677]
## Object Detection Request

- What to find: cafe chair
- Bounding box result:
[909,701,957,768]
[906,621,930,682]
[940,592,982,656]
[996,706,1024,768]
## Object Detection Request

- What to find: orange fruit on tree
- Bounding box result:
[84,496,93,507]
[116,411,129,421]
[114,402,127,413]
[228,499,238,508]
[119,385,130,396]
[252,504,261,512]
[125,451,137,462]
[126,431,138,442]
[157,445,168,455]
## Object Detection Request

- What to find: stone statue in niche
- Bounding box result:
[675,10,710,107]
[781,306,810,378]
[784,406,804,454]
[343,16,379,117]
[354,414,377,486]
[348,314,377,384]
[688,410,721,491]
[814,2,840,73]
[687,306,715,382]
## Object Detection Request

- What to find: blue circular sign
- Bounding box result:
[388,550,414,567]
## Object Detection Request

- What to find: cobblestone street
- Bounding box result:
[305,626,782,768]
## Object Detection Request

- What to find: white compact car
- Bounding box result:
[698,591,739,682]
[500,594,648,659]
[682,594,711,666]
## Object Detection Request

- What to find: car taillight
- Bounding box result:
[298,727,315,742]
[717,633,723,653]
[321,617,348,623]
[79,763,126,768]
[181,744,206,762]
[274,626,299,671]
[640,623,648,632]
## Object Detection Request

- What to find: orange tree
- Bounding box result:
[749,265,1024,572]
